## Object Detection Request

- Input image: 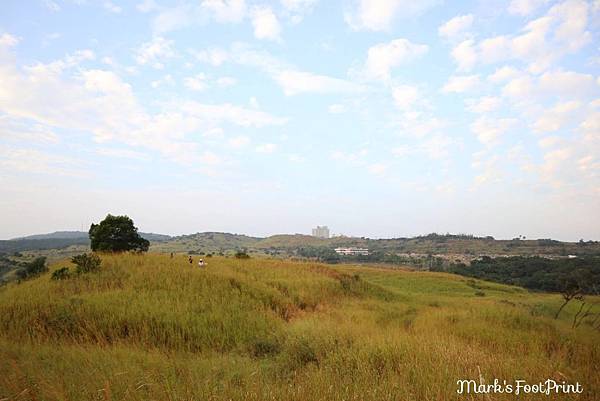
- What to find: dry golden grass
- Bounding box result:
[0,253,598,400]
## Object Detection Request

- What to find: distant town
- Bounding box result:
[312,225,370,256]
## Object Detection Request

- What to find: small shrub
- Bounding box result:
[16,257,48,280]
[71,253,102,274]
[51,267,71,280]
[285,338,318,368]
[474,291,485,297]
[249,338,281,357]
[235,251,250,259]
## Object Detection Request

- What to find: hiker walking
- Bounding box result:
[188,256,193,264]
[198,259,205,268]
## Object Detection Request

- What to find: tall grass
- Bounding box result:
[0,253,598,400]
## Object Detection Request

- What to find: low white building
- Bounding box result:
[334,247,369,256]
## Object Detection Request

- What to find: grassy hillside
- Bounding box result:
[151,232,261,254]
[153,232,600,258]
[0,254,598,400]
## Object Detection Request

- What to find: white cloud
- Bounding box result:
[539,70,596,98]
[441,75,480,93]
[328,104,346,114]
[0,145,87,177]
[532,101,581,132]
[184,73,208,91]
[281,0,318,12]
[193,44,362,97]
[250,6,282,42]
[465,96,502,113]
[393,113,446,138]
[216,76,237,87]
[367,163,387,175]
[438,14,473,40]
[274,70,363,96]
[0,116,59,143]
[451,39,477,71]
[201,0,247,23]
[482,0,590,73]
[103,1,122,13]
[249,97,260,109]
[287,154,305,162]
[137,0,158,13]
[228,135,250,148]
[203,127,224,138]
[149,0,246,34]
[488,66,520,83]
[508,0,549,15]
[281,0,318,23]
[43,0,61,12]
[0,33,19,48]
[331,149,368,163]
[191,48,230,66]
[393,134,456,159]
[345,0,439,31]
[0,47,287,168]
[392,85,419,110]
[135,36,175,69]
[471,116,517,145]
[256,143,277,153]
[96,147,150,160]
[151,74,174,88]
[538,135,562,148]
[364,38,428,81]
[151,5,197,34]
[501,75,534,98]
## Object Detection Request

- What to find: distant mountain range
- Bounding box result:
[11,231,172,242]
[0,231,172,254]
[2,231,599,257]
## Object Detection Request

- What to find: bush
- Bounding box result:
[235,251,250,259]
[89,214,149,252]
[249,338,281,358]
[51,267,71,280]
[71,253,102,274]
[474,291,485,297]
[16,257,48,280]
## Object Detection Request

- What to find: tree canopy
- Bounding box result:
[89,214,149,252]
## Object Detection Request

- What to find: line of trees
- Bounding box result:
[447,256,600,294]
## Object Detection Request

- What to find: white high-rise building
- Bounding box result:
[312,226,330,238]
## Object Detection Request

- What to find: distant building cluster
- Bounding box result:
[334,247,369,256]
[312,226,330,239]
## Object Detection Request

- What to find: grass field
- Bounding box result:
[0,254,598,401]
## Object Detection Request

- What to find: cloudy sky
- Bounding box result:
[0,0,599,240]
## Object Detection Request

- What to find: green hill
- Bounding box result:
[152,232,600,258]
[0,253,598,400]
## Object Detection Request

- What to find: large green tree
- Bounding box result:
[89,214,149,252]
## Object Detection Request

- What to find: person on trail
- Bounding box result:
[198,259,205,267]
[170,252,173,258]
[188,256,193,264]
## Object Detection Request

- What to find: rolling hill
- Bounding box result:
[0,253,598,400]
[1,231,172,254]
[152,232,600,258]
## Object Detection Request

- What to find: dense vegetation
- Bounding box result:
[446,256,600,294]
[0,237,91,254]
[0,254,598,400]
[153,232,600,258]
[89,215,150,252]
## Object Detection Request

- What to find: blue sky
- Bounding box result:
[0,0,599,240]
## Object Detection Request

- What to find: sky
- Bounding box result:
[0,0,599,241]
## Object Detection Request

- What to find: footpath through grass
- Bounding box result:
[0,253,598,400]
